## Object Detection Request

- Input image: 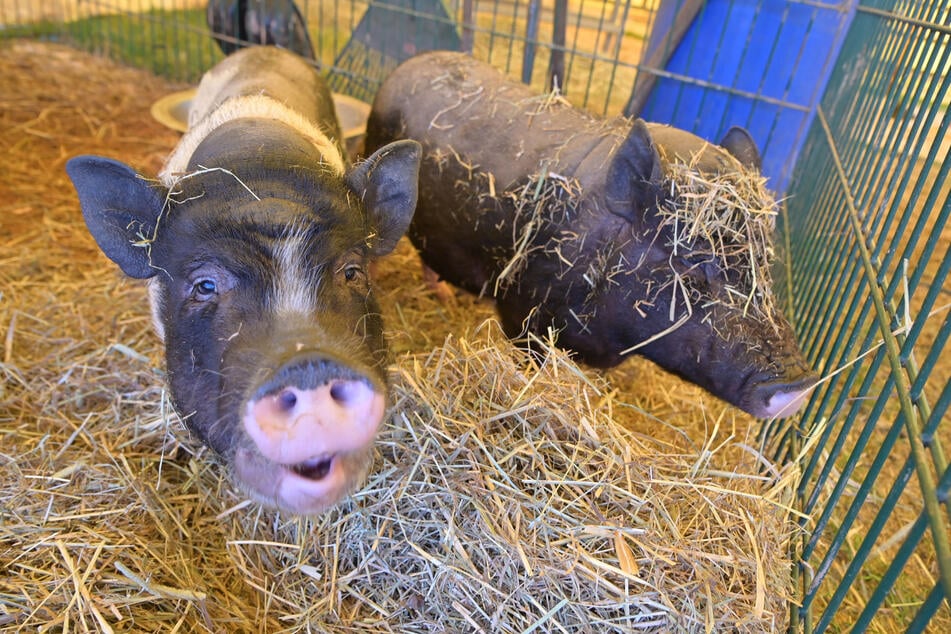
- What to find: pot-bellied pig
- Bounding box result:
[66,46,421,515]
[366,51,816,419]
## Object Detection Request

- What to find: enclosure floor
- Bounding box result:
[1,40,804,632]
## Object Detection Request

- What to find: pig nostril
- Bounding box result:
[329,380,360,404]
[276,389,297,412]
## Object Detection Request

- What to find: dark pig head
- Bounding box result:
[66,47,421,514]
[67,141,420,514]
[586,121,816,418]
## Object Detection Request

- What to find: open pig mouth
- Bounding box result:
[289,454,334,480]
[233,446,374,515]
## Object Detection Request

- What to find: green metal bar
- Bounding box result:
[782,145,875,468]
[835,61,919,236]
[907,583,948,634]
[599,0,634,116]
[918,317,951,441]
[838,510,928,632]
[794,167,863,353]
[794,271,894,512]
[501,0,522,76]
[844,2,935,224]
[787,26,931,621]
[521,0,540,84]
[848,428,951,632]
[801,370,894,562]
[801,250,949,534]
[864,18,949,270]
[857,2,951,33]
[797,217,860,358]
[871,180,950,519]
[800,331,891,513]
[797,349,876,513]
[797,256,865,393]
[902,162,951,339]
[804,436,914,621]
[912,310,951,409]
[882,163,951,324]
[794,272,896,511]
[835,3,951,519]
[815,103,951,604]
[568,0,594,107]
[484,0,501,63]
[936,404,951,485]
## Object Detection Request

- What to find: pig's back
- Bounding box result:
[191,46,339,136]
[369,51,609,189]
[367,52,632,296]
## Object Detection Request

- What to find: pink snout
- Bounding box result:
[751,376,817,419]
[236,378,386,514]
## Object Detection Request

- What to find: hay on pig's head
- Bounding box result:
[655,154,781,326]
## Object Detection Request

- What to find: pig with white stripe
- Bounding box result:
[67,46,421,515]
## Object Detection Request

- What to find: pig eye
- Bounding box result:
[680,255,721,281]
[192,278,218,300]
[343,264,363,282]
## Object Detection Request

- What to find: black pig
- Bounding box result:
[67,46,421,514]
[366,51,815,418]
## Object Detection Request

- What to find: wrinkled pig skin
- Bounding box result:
[66,46,421,514]
[366,51,815,419]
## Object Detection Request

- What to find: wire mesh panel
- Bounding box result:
[0,0,652,113]
[771,0,951,630]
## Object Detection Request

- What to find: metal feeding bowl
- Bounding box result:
[150,89,372,160]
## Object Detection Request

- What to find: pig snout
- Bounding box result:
[234,359,386,515]
[745,374,817,419]
[245,380,382,465]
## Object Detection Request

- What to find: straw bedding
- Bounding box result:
[1,41,798,631]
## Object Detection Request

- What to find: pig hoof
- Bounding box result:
[422,263,456,304]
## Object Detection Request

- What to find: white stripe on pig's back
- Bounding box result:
[160,94,345,186]
[187,60,242,127]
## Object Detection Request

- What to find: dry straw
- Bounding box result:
[657,158,781,325]
[495,169,581,295]
[2,41,798,632]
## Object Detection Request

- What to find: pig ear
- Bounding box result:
[719,126,762,170]
[605,119,664,222]
[347,139,422,256]
[66,155,167,279]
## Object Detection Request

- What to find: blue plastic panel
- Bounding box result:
[641,0,856,193]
